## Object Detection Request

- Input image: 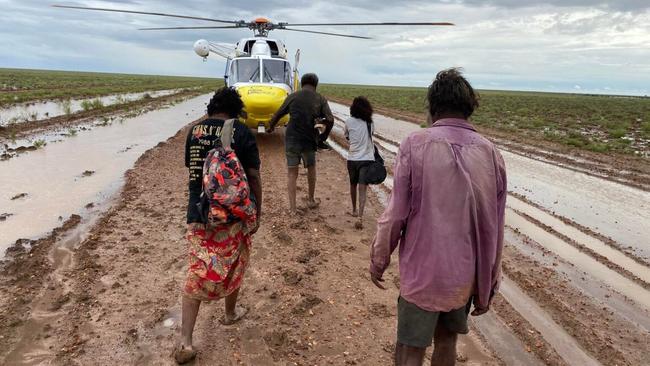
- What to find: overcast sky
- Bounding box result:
[1,0,649,95]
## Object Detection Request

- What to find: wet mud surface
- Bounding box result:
[1,102,649,365]
[1,126,499,365]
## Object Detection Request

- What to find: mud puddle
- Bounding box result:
[509,195,650,282]
[505,229,650,331]
[505,151,650,256]
[499,277,601,366]
[0,93,209,255]
[0,89,184,125]
[471,312,545,366]
[2,212,103,365]
[507,209,650,310]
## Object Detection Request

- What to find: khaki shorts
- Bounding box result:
[286,144,316,168]
[397,296,471,348]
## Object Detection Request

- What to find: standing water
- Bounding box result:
[0,94,210,255]
[0,89,184,125]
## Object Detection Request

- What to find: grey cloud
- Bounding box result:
[1,0,649,95]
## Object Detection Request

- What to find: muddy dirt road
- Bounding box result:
[1,104,649,365]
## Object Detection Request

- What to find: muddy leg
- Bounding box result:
[350,183,358,216]
[225,288,240,317]
[307,165,317,204]
[180,296,201,347]
[287,166,299,213]
[431,323,457,366]
[395,343,426,366]
[358,184,367,219]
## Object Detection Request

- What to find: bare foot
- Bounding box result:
[173,344,197,364]
[221,305,248,325]
[354,220,363,230]
[307,198,321,209]
[348,210,358,217]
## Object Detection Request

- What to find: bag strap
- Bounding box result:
[365,121,375,150]
[220,119,235,148]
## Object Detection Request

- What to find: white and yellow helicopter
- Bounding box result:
[53,5,453,132]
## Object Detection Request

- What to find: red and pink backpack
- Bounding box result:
[200,119,257,228]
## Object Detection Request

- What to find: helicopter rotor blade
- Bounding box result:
[139,26,244,30]
[51,4,241,24]
[283,22,454,26]
[279,28,372,39]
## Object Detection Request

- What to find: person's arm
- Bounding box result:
[268,95,292,132]
[234,123,262,231]
[320,97,334,139]
[245,167,262,233]
[185,127,203,226]
[369,136,412,288]
[473,149,507,315]
[492,152,507,291]
[184,127,193,168]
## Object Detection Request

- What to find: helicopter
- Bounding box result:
[52,5,454,132]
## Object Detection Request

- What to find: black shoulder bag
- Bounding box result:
[363,122,387,185]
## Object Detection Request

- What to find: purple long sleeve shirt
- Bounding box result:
[370,118,507,312]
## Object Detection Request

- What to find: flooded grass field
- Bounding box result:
[0,68,220,107]
[321,84,650,156]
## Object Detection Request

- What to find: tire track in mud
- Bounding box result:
[329,110,650,365]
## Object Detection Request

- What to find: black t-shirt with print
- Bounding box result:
[185,118,260,224]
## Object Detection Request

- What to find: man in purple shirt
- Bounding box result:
[370,68,507,366]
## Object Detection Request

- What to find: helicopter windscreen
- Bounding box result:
[231,59,260,83]
[262,59,291,85]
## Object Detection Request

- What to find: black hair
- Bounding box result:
[206,87,245,118]
[301,73,319,88]
[427,68,479,119]
[350,96,373,125]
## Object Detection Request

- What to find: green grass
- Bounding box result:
[0,68,221,107]
[32,139,47,149]
[321,84,650,155]
[80,98,104,111]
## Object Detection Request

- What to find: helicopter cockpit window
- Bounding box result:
[262,59,291,85]
[231,59,260,83]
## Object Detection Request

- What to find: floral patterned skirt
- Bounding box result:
[183,221,251,301]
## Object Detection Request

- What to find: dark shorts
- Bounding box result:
[286,143,316,168]
[347,160,373,185]
[397,296,471,348]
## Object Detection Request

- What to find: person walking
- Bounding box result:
[176,87,262,364]
[344,96,375,229]
[369,68,507,366]
[268,73,333,214]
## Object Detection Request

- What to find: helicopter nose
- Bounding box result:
[239,85,288,119]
